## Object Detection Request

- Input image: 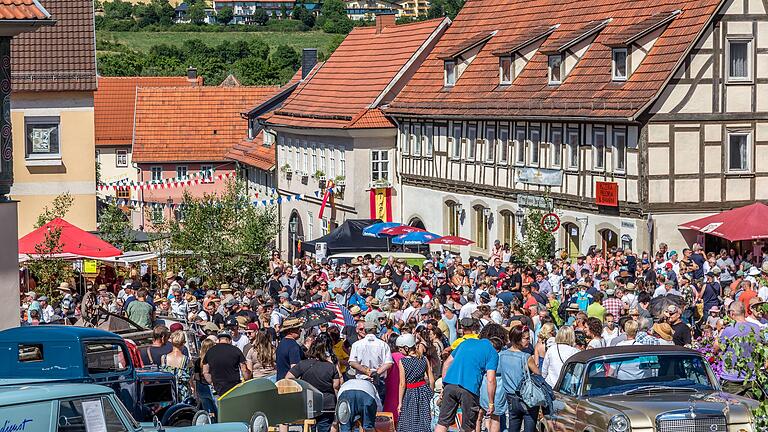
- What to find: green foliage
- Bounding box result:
[104,0,133,20]
[161,180,279,287]
[35,193,74,229]
[187,2,207,25]
[320,0,353,34]
[427,0,465,19]
[26,227,73,303]
[217,6,234,25]
[98,202,134,252]
[292,5,315,28]
[270,44,299,70]
[253,7,270,25]
[720,330,768,428]
[515,208,555,264]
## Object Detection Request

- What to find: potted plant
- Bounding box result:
[314,170,326,188]
[334,175,346,187]
[281,163,293,179]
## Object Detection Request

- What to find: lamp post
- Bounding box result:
[289,217,297,261]
[515,208,525,238]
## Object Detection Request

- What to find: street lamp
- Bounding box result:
[289,217,297,261]
[515,208,525,238]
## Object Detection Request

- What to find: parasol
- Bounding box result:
[391,231,441,245]
[426,235,474,246]
[289,308,338,328]
[362,222,401,238]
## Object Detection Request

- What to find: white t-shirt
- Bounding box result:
[349,334,393,380]
[231,333,249,352]
[459,302,478,320]
[338,379,383,411]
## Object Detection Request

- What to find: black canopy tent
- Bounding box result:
[302,219,389,254]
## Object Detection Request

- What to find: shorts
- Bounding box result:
[437,384,480,431]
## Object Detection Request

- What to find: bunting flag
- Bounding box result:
[318,180,335,219]
[96,169,236,192]
[103,192,305,209]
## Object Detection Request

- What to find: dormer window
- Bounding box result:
[548,55,563,85]
[499,57,512,85]
[612,48,627,81]
[445,60,456,86]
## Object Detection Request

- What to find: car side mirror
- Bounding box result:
[153,415,163,432]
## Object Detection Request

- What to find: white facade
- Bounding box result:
[97,145,138,201]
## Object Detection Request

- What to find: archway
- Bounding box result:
[599,228,619,256]
[408,216,426,231]
[288,210,304,262]
[563,223,580,260]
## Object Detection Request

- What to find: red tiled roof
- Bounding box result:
[491,25,559,56]
[12,0,96,92]
[603,10,681,46]
[539,19,611,54]
[264,18,448,130]
[0,0,51,19]
[95,76,202,147]
[132,86,281,163]
[437,30,496,60]
[225,131,276,170]
[386,0,721,120]
[348,108,394,129]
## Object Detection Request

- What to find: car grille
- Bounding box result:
[656,415,727,432]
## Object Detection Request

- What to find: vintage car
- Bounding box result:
[0,382,247,432]
[0,326,205,426]
[217,378,324,432]
[541,345,758,432]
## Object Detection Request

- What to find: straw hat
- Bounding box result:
[58,282,72,293]
[281,317,304,332]
[652,323,674,342]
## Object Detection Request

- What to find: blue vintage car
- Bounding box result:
[0,382,248,432]
[0,326,204,426]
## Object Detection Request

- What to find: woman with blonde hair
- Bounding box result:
[161,331,192,402]
[246,331,276,379]
[534,322,556,370]
[541,325,580,388]
[194,338,218,418]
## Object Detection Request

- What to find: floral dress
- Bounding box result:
[397,356,432,432]
[161,354,193,403]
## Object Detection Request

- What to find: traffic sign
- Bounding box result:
[541,212,561,232]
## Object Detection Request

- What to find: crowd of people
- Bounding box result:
[18,239,768,431]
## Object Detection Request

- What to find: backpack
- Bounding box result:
[518,358,554,412]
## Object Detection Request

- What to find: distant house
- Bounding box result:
[174,2,216,23]
[131,85,282,228]
[396,0,429,18]
[10,0,99,237]
[213,0,295,23]
[344,0,400,20]
[94,70,203,205]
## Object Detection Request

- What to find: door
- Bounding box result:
[564,223,580,260]
[547,362,584,432]
[600,229,618,255]
[83,341,138,419]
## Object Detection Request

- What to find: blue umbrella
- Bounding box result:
[362,222,402,238]
[391,231,441,245]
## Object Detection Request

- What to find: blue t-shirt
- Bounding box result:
[444,338,499,395]
[275,338,304,380]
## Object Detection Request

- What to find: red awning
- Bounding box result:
[678,202,768,241]
[19,218,122,258]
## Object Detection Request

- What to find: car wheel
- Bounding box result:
[250,412,269,432]
[192,411,211,426]
[336,400,351,425]
[170,418,192,427]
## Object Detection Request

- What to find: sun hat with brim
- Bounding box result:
[566,303,580,312]
[220,284,232,293]
[749,297,766,310]
[379,278,392,286]
[165,271,176,280]
[625,283,636,291]
[203,322,220,332]
[749,266,762,276]
[653,323,674,341]
[349,305,362,316]
[710,306,721,313]
[58,282,72,292]
[281,317,304,332]
[370,298,380,307]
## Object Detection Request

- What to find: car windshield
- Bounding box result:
[584,354,716,397]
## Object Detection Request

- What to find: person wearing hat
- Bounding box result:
[275,317,306,380]
[349,320,393,402]
[449,317,480,351]
[663,304,691,346]
[57,282,72,295]
[36,295,54,324]
[651,322,674,345]
[746,297,767,327]
[700,271,723,316]
[202,330,249,395]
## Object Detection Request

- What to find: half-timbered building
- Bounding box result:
[384,0,768,257]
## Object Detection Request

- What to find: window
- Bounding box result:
[340,149,346,176]
[445,60,456,86]
[85,343,129,375]
[425,124,434,157]
[500,210,515,246]
[593,128,606,170]
[499,125,509,164]
[567,128,579,169]
[95,149,100,164]
[447,201,460,236]
[411,123,421,156]
[113,149,127,168]
[150,166,162,182]
[529,125,541,165]
[58,397,128,432]
[551,126,563,166]
[116,188,130,199]
[728,39,751,82]
[500,56,512,84]
[321,218,330,236]
[319,147,326,172]
[451,124,462,159]
[613,128,626,172]
[559,363,585,396]
[200,164,213,182]
[727,131,751,171]
[612,48,628,81]
[329,147,336,178]
[307,211,314,240]
[18,343,43,362]
[151,206,163,224]
[466,124,477,160]
[400,123,409,155]
[371,150,389,181]
[311,143,317,173]
[474,206,488,250]
[25,116,60,159]
[176,166,188,179]
[485,125,496,162]
[548,55,563,84]
[515,125,526,164]
[302,141,308,172]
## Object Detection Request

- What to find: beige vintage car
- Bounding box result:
[540,345,758,432]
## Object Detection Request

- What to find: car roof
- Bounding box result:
[0,383,112,407]
[0,325,120,343]
[565,345,699,364]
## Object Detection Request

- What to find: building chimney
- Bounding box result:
[187,66,197,82]
[301,48,318,80]
[375,13,396,34]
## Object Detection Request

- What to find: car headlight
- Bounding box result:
[608,414,631,432]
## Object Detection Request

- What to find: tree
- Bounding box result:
[187,2,207,24]
[98,202,134,252]
[253,7,269,25]
[36,192,74,229]
[292,5,315,28]
[716,327,768,429]
[320,0,352,34]
[161,180,279,287]
[217,6,233,25]
[104,0,133,20]
[514,208,556,264]
[270,44,299,70]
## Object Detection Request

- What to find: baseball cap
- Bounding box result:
[246,322,259,331]
[459,317,477,328]
[169,323,184,332]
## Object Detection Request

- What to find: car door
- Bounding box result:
[83,340,137,417]
[547,363,584,432]
[56,396,130,432]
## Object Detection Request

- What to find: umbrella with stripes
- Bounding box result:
[300,301,356,327]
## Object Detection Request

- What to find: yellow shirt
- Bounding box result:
[449,333,478,351]
[333,340,350,373]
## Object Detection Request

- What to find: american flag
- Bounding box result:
[301,301,355,327]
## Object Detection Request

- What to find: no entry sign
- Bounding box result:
[541,212,561,232]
